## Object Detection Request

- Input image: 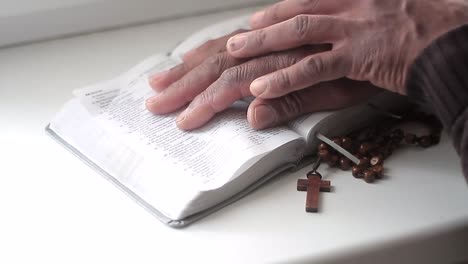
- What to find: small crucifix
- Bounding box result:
[297,172,331,213]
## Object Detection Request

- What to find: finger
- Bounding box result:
[228,15,347,58]
[182,29,248,66]
[149,29,247,91]
[250,0,343,29]
[146,53,244,114]
[250,50,351,99]
[247,80,382,130]
[175,47,325,130]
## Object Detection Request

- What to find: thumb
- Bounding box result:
[247,92,310,130]
[247,80,382,129]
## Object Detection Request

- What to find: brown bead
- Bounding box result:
[318,142,328,151]
[318,149,330,161]
[339,157,351,170]
[373,147,385,157]
[390,129,404,145]
[418,136,432,148]
[369,149,379,157]
[391,129,404,139]
[354,152,363,159]
[328,155,339,167]
[374,136,385,144]
[430,134,441,145]
[341,137,353,151]
[358,157,370,168]
[404,133,416,144]
[363,170,376,183]
[359,142,372,155]
[332,137,342,147]
[352,166,363,178]
[370,155,383,166]
[371,165,384,179]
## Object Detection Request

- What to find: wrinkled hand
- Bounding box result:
[146,31,380,130]
[226,0,468,97]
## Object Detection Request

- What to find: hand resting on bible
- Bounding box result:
[146,30,380,130]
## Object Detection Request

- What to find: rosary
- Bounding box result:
[297,110,443,213]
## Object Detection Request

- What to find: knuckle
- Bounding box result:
[281,93,304,116]
[254,29,267,47]
[176,79,196,103]
[197,90,215,106]
[275,71,293,92]
[276,52,303,69]
[302,56,325,76]
[204,54,228,75]
[293,15,311,41]
[220,67,243,84]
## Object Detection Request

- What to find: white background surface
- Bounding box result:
[1,6,468,264]
[0,0,272,47]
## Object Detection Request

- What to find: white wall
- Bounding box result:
[0,0,272,47]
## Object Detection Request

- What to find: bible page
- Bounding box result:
[96,71,302,190]
[69,54,303,219]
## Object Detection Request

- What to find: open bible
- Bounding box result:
[47,15,411,227]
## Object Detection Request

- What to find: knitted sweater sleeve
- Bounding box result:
[406,25,468,183]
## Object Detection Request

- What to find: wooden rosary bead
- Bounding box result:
[370,155,383,166]
[363,170,376,183]
[404,133,416,144]
[328,155,339,167]
[341,137,353,151]
[391,129,404,139]
[358,157,370,168]
[391,129,404,145]
[352,166,363,178]
[364,128,377,140]
[359,142,372,155]
[374,135,385,144]
[354,152,363,159]
[430,134,441,145]
[318,142,328,151]
[318,149,330,161]
[312,111,442,189]
[339,157,352,171]
[371,165,384,179]
[369,149,380,157]
[418,136,432,148]
[374,147,386,158]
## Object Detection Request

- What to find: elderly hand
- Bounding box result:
[226,0,468,98]
[146,31,380,130]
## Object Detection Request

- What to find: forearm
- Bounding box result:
[406,24,468,182]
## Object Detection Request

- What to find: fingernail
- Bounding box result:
[176,110,187,124]
[227,35,247,53]
[250,78,267,96]
[250,11,264,27]
[146,96,158,105]
[149,71,167,86]
[254,105,277,128]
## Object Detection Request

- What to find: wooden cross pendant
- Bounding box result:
[297,173,331,213]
